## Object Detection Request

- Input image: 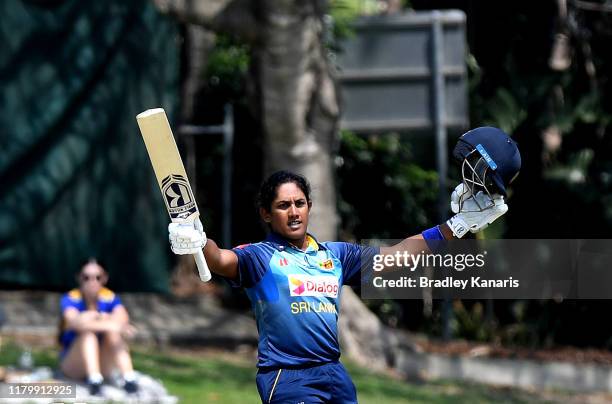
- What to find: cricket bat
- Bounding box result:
[136,108,212,282]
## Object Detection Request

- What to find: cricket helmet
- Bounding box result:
[453,126,521,198]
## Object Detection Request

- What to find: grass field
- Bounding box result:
[0,340,563,403]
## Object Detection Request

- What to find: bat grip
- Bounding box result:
[194,249,212,282]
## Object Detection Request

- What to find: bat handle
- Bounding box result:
[194,249,212,282]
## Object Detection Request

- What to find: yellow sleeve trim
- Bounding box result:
[67,289,82,300]
[98,287,116,302]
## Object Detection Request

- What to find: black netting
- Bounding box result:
[0,0,181,292]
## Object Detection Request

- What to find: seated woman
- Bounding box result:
[59,258,138,395]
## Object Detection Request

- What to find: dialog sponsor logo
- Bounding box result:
[288,275,339,297]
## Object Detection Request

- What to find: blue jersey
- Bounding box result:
[59,288,122,355]
[231,232,378,369]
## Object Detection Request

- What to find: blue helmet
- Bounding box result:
[453,126,521,197]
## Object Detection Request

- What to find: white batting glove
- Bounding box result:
[446,183,508,238]
[168,218,207,255]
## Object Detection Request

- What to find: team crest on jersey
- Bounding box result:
[161,174,197,220]
[288,275,339,298]
[319,259,334,270]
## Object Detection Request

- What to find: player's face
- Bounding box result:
[79,262,107,297]
[262,182,311,244]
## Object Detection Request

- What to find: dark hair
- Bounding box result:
[77,257,106,275]
[257,170,311,212]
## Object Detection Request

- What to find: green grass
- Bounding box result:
[131,348,260,403]
[0,341,553,403]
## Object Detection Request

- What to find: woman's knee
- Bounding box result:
[76,331,99,345]
[103,331,125,348]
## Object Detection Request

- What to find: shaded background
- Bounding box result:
[0,0,179,291]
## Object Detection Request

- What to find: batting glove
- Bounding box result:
[168,218,207,255]
[446,183,508,238]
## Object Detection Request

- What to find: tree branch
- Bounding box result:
[151,0,259,43]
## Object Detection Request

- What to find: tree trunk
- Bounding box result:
[256,0,339,241]
[176,24,218,295]
[339,285,403,370]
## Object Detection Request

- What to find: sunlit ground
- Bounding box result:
[0,340,600,403]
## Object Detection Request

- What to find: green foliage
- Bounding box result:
[553,89,612,133]
[337,130,439,239]
[330,0,381,40]
[450,301,496,343]
[480,88,528,135]
[544,148,593,184]
[366,299,404,327]
[205,36,250,99]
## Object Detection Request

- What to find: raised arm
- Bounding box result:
[380,223,455,257]
[381,126,521,258]
[381,182,508,259]
[203,238,239,279]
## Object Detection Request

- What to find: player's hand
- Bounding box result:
[446,183,508,238]
[120,323,137,340]
[168,218,207,255]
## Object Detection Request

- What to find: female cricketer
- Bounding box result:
[168,127,520,403]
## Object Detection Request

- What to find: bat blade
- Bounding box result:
[136,108,198,223]
[136,108,211,282]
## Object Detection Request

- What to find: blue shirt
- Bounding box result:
[59,288,122,355]
[231,232,378,369]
